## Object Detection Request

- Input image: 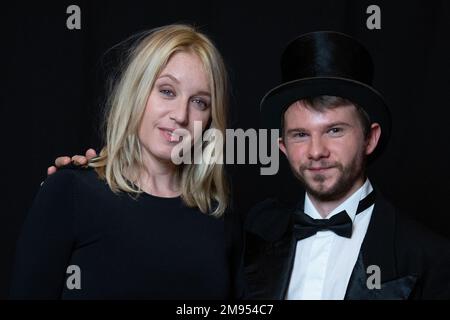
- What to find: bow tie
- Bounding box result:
[293,190,376,240]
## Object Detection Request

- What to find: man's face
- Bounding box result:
[279,100,380,201]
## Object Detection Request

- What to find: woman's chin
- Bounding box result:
[157,151,177,164]
[141,145,176,164]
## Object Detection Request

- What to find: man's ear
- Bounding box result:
[279,136,288,156]
[365,123,381,156]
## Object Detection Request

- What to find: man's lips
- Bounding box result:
[307,166,334,172]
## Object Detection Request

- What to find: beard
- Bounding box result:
[292,150,366,202]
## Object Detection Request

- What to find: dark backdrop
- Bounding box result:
[2,0,450,299]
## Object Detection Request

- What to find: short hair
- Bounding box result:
[281,95,371,138]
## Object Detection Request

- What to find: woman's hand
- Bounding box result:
[47,148,97,175]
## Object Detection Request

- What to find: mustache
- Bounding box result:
[299,161,340,171]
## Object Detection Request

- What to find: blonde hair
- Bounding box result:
[90,24,229,217]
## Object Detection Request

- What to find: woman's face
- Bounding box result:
[138,51,212,164]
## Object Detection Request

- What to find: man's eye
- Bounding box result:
[294,132,307,138]
[328,127,343,135]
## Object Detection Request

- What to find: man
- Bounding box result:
[244,31,450,299]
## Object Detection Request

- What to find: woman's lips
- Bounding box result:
[158,127,181,143]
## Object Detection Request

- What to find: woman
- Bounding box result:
[10,24,243,299]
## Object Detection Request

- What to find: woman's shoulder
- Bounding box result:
[41,166,101,193]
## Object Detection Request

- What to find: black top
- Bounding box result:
[10,168,238,299]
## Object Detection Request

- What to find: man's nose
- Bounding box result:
[307,136,330,160]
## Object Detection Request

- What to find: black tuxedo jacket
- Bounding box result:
[244,191,450,299]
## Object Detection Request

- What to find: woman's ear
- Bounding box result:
[365,123,381,156]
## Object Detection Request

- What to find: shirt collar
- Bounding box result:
[303,179,373,220]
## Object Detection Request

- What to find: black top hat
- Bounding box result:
[260,31,391,157]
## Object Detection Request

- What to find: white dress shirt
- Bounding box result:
[286,179,374,300]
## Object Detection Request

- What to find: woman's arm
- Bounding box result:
[10,170,78,299]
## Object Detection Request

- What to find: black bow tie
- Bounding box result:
[293,190,376,240]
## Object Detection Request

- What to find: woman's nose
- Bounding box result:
[170,100,189,126]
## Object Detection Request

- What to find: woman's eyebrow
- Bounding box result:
[158,73,179,83]
[194,91,211,97]
[158,74,211,97]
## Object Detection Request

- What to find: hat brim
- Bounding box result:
[260,77,391,158]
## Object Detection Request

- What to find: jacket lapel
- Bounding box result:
[244,198,298,299]
[345,192,417,299]
[260,233,297,299]
[362,192,398,282]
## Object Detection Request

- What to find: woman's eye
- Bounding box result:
[192,99,208,110]
[160,89,175,97]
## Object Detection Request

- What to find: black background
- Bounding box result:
[1,0,450,299]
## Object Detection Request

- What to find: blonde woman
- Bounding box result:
[10,24,242,299]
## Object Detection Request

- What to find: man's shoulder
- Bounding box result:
[382,198,450,296]
[395,208,450,253]
[375,194,450,253]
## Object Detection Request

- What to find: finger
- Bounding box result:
[85,148,97,160]
[47,166,57,176]
[71,155,88,165]
[55,156,71,168]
